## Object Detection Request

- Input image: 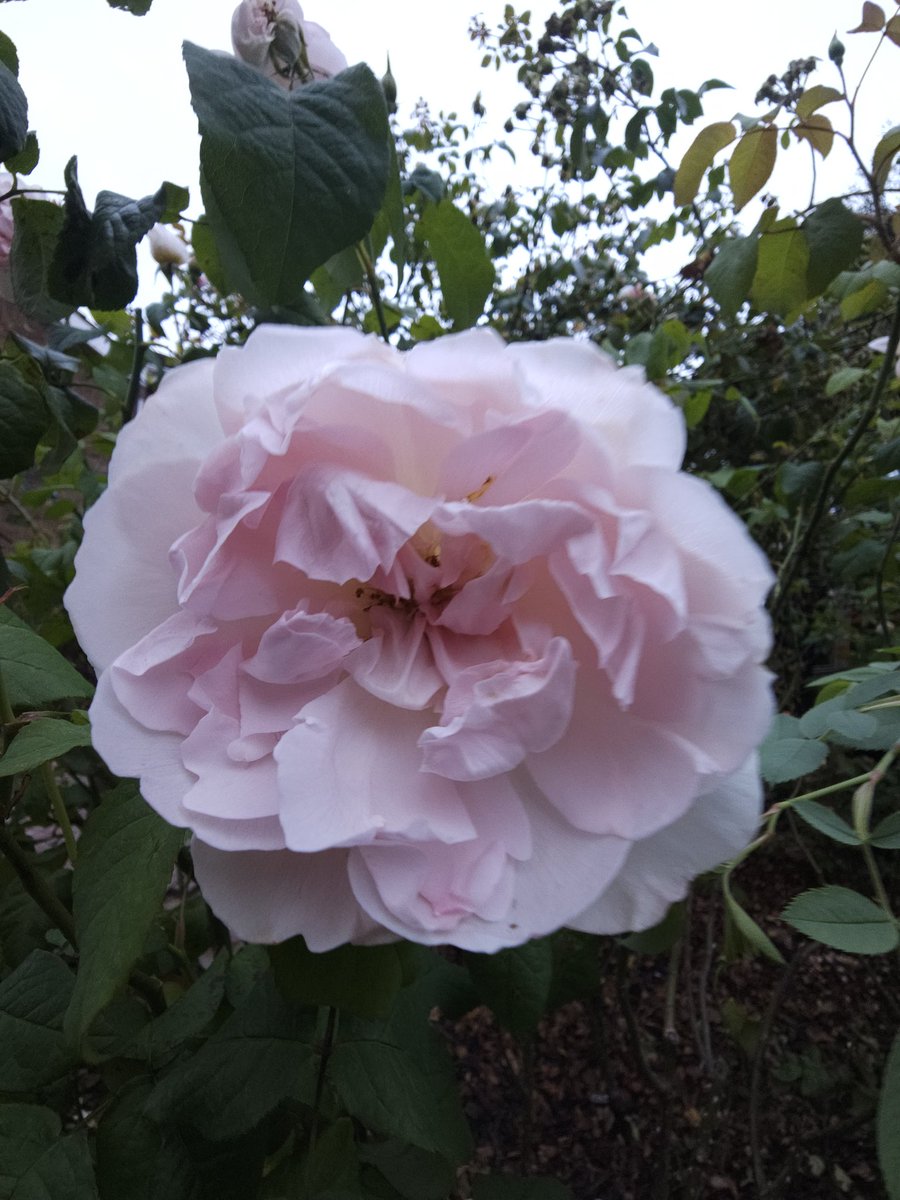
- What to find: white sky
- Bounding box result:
[0,0,895,297]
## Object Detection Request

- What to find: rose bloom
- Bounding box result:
[65,327,774,952]
[147,223,190,269]
[231,0,347,88]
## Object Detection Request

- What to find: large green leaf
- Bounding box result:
[145,973,317,1140]
[758,714,828,784]
[705,234,758,316]
[465,937,553,1037]
[0,607,93,707]
[183,45,390,307]
[269,937,403,1020]
[0,717,92,777]
[0,951,76,1091]
[751,220,809,315]
[0,60,27,163]
[48,157,166,310]
[728,126,777,211]
[783,886,899,954]
[10,198,72,323]
[125,953,228,1064]
[0,359,49,480]
[0,1105,98,1199]
[803,198,864,296]
[418,199,495,329]
[673,120,735,206]
[879,1029,900,1200]
[64,783,184,1051]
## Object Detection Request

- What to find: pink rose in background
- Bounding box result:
[65,327,774,952]
[231,0,347,89]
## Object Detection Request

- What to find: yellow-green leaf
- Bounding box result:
[873,125,900,187]
[795,85,843,119]
[848,1,885,31]
[795,114,834,158]
[751,220,810,315]
[729,126,778,211]
[673,121,736,206]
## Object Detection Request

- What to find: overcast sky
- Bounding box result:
[0,0,893,295]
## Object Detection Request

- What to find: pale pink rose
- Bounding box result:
[231,0,347,89]
[868,335,900,377]
[65,327,774,952]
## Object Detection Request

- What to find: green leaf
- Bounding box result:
[269,937,403,1020]
[645,318,691,379]
[729,125,777,211]
[873,125,900,189]
[10,197,72,323]
[184,45,390,306]
[465,938,553,1037]
[146,973,317,1140]
[0,32,19,77]
[792,800,862,845]
[803,199,864,296]
[795,85,843,119]
[418,199,495,329]
[0,951,76,1090]
[751,221,809,315]
[157,182,190,225]
[826,366,866,396]
[759,732,828,784]
[724,879,784,963]
[49,158,166,310]
[190,214,229,295]
[0,358,49,479]
[358,1140,455,1200]
[673,121,735,206]
[0,60,27,164]
[879,1028,900,1200]
[5,130,39,176]
[841,277,887,321]
[64,782,184,1052]
[0,607,93,707]
[472,1177,574,1199]
[0,1105,98,1200]
[706,234,759,316]
[0,717,92,777]
[871,812,900,850]
[783,886,899,954]
[303,1119,361,1198]
[126,952,228,1062]
[849,1,886,31]
[794,114,834,158]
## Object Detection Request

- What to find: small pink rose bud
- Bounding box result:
[147,223,190,269]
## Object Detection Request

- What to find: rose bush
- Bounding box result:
[231,0,347,88]
[65,326,774,952]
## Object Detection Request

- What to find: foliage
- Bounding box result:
[0,1,899,1197]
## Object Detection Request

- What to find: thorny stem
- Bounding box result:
[771,292,900,618]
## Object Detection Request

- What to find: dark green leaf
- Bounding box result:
[793,800,862,845]
[49,157,166,310]
[5,130,38,176]
[0,358,49,479]
[419,200,495,329]
[0,950,75,1090]
[0,717,92,777]
[705,235,758,316]
[184,45,389,306]
[0,60,27,163]
[358,1140,454,1200]
[303,1119,361,1198]
[465,938,553,1036]
[783,886,899,954]
[406,164,445,204]
[270,937,403,1020]
[879,1029,900,1200]
[871,812,900,850]
[158,182,189,224]
[803,199,864,296]
[0,32,18,77]
[65,782,184,1051]
[190,215,229,295]
[0,606,93,707]
[126,952,228,1063]
[146,973,317,1140]
[0,1105,98,1199]
[10,197,72,323]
